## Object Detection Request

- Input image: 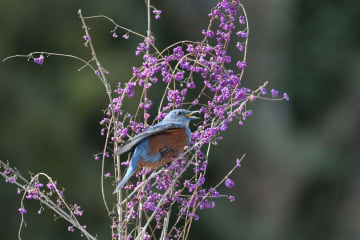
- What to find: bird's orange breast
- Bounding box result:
[148,128,188,155]
[136,128,188,170]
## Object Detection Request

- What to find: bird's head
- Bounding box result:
[163,109,200,126]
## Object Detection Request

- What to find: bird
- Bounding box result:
[113,109,200,194]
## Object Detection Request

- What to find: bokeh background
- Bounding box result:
[1,0,359,239]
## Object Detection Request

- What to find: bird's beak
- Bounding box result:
[185,110,200,120]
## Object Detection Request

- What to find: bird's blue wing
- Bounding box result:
[114,122,185,156]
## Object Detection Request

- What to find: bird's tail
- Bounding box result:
[113,164,137,194]
[113,143,143,194]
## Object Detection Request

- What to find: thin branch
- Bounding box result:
[83,15,146,39]
[78,9,113,102]
[0,160,97,240]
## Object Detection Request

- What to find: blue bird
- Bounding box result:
[113,109,200,194]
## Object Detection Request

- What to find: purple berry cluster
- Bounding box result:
[97,0,289,239]
[33,55,44,65]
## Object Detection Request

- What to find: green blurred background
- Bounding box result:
[1,0,359,239]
